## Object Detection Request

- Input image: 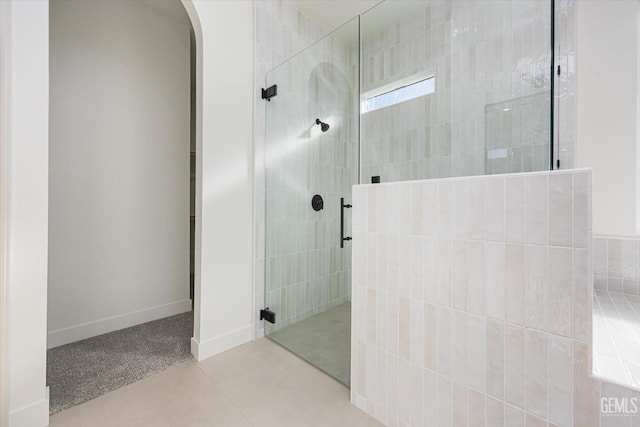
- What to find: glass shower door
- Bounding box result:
[264,17,359,386]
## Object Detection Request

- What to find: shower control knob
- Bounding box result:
[312,194,324,211]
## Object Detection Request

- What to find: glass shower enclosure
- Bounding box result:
[264,0,553,387]
[264,18,360,386]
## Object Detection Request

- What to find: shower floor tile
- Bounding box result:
[593,290,640,387]
[267,302,351,386]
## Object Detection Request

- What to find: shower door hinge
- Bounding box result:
[557,65,561,76]
[260,308,276,324]
[261,84,278,101]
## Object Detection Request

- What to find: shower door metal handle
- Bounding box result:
[340,197,352,248]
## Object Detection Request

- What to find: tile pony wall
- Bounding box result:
[352,169,640,426]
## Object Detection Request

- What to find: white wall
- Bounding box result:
[48,0,191,347]
[0,1,10,423]
[576,0,637,236]
[3,0,50,425]
[183,0,255,360]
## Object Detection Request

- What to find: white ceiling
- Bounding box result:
[289,0,383,33]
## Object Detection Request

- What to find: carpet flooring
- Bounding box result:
[47,311,193,414]
[268,303,351,386]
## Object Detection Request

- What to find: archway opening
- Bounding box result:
[46,0,199,413]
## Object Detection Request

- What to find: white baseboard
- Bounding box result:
[47,300,192,349]
[190,324,253,361]
[9,387,48,427]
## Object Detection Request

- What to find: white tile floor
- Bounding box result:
[593,290,640,389]
[49,338,382,427]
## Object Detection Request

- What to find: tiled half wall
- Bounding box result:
[351,169,640,426]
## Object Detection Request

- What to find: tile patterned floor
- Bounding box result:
[49,338,382,427]
[268,302,351,386]
[593,290,640,389]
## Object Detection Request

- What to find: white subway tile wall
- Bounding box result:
[594,237,640,297]
[360,0,554,183]
[352,170,640,426]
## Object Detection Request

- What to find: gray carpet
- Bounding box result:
[47,311,193,414]
[268,303,351,386]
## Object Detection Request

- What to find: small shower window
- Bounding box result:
[362,75,435,113]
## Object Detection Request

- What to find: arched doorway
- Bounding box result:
[46,0,198,413]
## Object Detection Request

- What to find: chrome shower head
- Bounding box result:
[315,118,330,132]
